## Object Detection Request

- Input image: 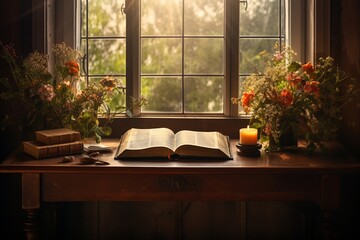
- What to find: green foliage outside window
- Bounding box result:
[81,0,284,114]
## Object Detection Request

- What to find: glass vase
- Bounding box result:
[279,120,298,151]
[267,120,298,152]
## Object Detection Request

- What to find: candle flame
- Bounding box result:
[247,125,249,130]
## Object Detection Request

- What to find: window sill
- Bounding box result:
[101,115,251,139]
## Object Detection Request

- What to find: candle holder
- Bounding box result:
[236,142,262,157]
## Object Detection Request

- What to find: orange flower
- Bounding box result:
[302,62,315,75]
[240,90,254,114]
[304,81,320,97]
[241,90,254,107]
[279,89,293,107]
[100,76,117,91]
[65,60,80,76]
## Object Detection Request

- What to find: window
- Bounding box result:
[79,0,294,117]
[80,0,127,110]
[140,0,224,114]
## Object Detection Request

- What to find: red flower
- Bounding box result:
[286,73,302,86]
[302,62,315,75]
[65,60,80,76]
[304,81,320,97]
[279,89,293,107]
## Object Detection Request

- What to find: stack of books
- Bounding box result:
[23,128,83,159]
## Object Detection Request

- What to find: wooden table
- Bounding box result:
[1,139,359,240]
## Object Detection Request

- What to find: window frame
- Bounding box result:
[126,0,291,117]
[45,0,314,137]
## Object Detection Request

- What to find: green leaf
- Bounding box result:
[287,61,301,72]
[95,132,101,143]
[260,134,269,143]
[95,126,105,136]
[251,122,263,129]
[101,126,112,136]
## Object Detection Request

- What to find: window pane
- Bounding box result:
[281,0,285,36]
[81,0,87,37]
[184,0,224,36]
[141,0,182,36]
[141,38,182,74]
[184,38,224,74]
[240,0,279,36]
[184,77,223,113]
[87,0,126,37]
[239,39,277,74]
[88,39,126,75]
[141,77,182,112]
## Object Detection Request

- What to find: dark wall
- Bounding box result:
[333,0,360,158]
[0,2,35,239]
[0,0,34,161]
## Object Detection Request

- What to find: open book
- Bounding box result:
[115,128,232,160]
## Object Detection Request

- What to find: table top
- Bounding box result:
[1,139,359,174]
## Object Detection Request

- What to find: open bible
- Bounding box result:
[115,128,232,160]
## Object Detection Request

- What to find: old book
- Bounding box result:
[35,128,81,145]
[115,128,232,160]
[23,141,83,159]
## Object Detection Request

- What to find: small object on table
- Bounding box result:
[79,156,110,165]
[60,155,75,163]
[83,145,113,154]
[239,126,258,145]
[237,126,261,157]
[88,151,101,157]
[236,143,262,157]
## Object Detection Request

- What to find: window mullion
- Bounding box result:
[181,0,185,114]
[226,0,239,117]
[126,0,141,116]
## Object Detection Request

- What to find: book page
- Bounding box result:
[174,130,230,157]
[119,128,175,153]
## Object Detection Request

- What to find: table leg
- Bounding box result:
[24,209,39,240]
[22,173,40,240]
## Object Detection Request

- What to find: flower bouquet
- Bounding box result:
[232,43,360,153]
[0,42,128,143]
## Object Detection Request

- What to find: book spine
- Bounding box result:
[46,142,83,158]
[36,132,81,145]
[24,142,83,159]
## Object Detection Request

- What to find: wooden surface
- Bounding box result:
[1,138,359,206]
[1,139,359,240]
[1,139,359,173]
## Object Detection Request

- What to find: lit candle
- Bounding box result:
[239,126,258,145]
